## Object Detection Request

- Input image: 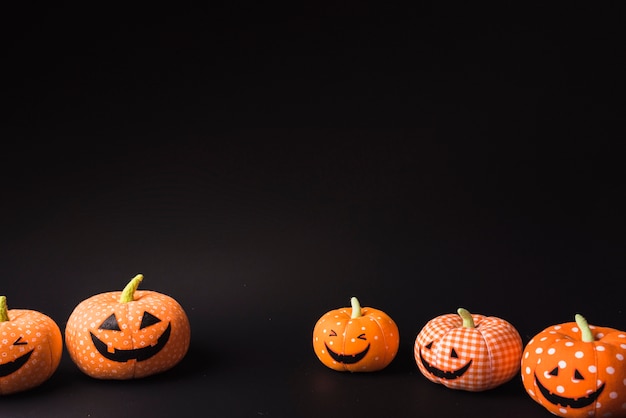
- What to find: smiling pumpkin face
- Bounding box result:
[521,315,626,417]
[65,275,190,379]
[0,297,63,395]
[312,297,399,372]
[414,309,523,391]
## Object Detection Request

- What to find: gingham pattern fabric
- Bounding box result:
[414,313,523,391]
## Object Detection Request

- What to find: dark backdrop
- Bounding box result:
[3,3,625,417]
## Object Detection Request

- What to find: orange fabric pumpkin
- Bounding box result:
[414,308,523,391]
[312,297,399,372]
[65,274,190,379]
[0,296,63,395]
[521,314,626,417]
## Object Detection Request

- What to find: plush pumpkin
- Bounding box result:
[0,295,63,395]
[521,314,626,418]
[414,308,523,391]
[312,297,399,372]
[65,274,190,379]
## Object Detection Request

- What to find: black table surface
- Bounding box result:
[3,3,625,417]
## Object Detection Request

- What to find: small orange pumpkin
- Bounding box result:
[65,274,191,379]
[312,297,399,372]
[521,314,626,417]
[414,308,523,391]
[0,295,63,395]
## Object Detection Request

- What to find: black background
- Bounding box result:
[2,3,625,417]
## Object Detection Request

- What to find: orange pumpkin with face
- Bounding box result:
[65,274,190,379]
[0,296,63,395]
[521,314,626,417]
[312,297,399,372]
[414,308,523,391]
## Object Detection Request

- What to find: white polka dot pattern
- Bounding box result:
[313,305,399,372]
[521,321,626,418]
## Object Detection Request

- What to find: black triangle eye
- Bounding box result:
[99,314,121,331]
[574,369,585,380]
[451,348,459,358]
[140,311,162,329]
[425,342,433,349]
[549,367,559,376]
[329,330,337,337]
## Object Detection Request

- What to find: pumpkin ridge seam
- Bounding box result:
[126,301,136,379]
[339,310,351,372]
[368,311,389,368]
[592,338,599,416]
[44,317,54,380]
[477,321,494,390]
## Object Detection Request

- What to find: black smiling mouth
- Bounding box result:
[0,349,33,377]
[535,374,605,409]
[325,342,370,364]
[90,322,171,362]
[419,348,472,380]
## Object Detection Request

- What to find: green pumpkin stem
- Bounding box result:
[0,296,8,322]
[458,308,475,328]
[350,297,362,319]
[119,274,144,303]
[575,313,595,342]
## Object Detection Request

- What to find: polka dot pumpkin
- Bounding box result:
[65,274,190,379]
[521,314,626,418]
[0,296,63,395]
[414,308,523,391]
[312,297,399,372]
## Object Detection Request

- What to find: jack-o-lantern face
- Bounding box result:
[0,337,34,378]
[312,297,399,372]
[521,314,626,417]
[89,311,171,363]
[414,308,523,392]
[418,341,473,380]
[533,362,605,409]
[323,328,370,365]
[0,296,63,395]
[65,275,191,380]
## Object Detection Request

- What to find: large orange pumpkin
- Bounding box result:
[312,297,399,372]
[65,274,191,379]
[414,308,523,391]
[0,295,63,395]
[521,314,626,417]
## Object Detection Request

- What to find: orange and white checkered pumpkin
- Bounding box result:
[414,308,523,391]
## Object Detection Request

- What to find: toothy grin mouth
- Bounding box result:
[535,373,605,408]
[90,322,171,362]
[325,342,370,364]
[419,348,472,380]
